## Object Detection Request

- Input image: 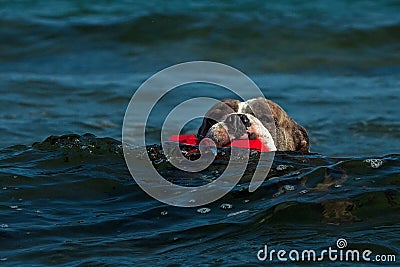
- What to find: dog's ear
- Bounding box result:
[220,98,240,112]
[293,124,310,153]
[197,99,240,139]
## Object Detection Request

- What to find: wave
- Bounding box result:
[2,11,399,46]
[2,133,398,221]
[1,134,399,265]
[1,7,399,74]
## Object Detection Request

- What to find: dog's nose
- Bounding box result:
[238,114,251,127]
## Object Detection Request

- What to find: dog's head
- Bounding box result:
[197,97,310,152]
[197,98,277,150]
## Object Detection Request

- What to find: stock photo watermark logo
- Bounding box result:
[122,61,275,207]
[257,238,396,263]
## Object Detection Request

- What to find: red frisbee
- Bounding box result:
[168,135,270,152]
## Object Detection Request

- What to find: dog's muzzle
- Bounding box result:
[224,113,252,139]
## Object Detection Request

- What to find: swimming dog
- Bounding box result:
[197,97,310,152]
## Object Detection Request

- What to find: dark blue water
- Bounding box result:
[0,1,399,266]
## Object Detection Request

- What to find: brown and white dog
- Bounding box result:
[197,97,310,152]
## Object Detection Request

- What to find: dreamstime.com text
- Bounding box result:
[257,238,396,263]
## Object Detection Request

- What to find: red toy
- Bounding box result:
[168,135,270,152]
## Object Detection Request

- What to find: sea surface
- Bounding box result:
[0,1,399,266]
